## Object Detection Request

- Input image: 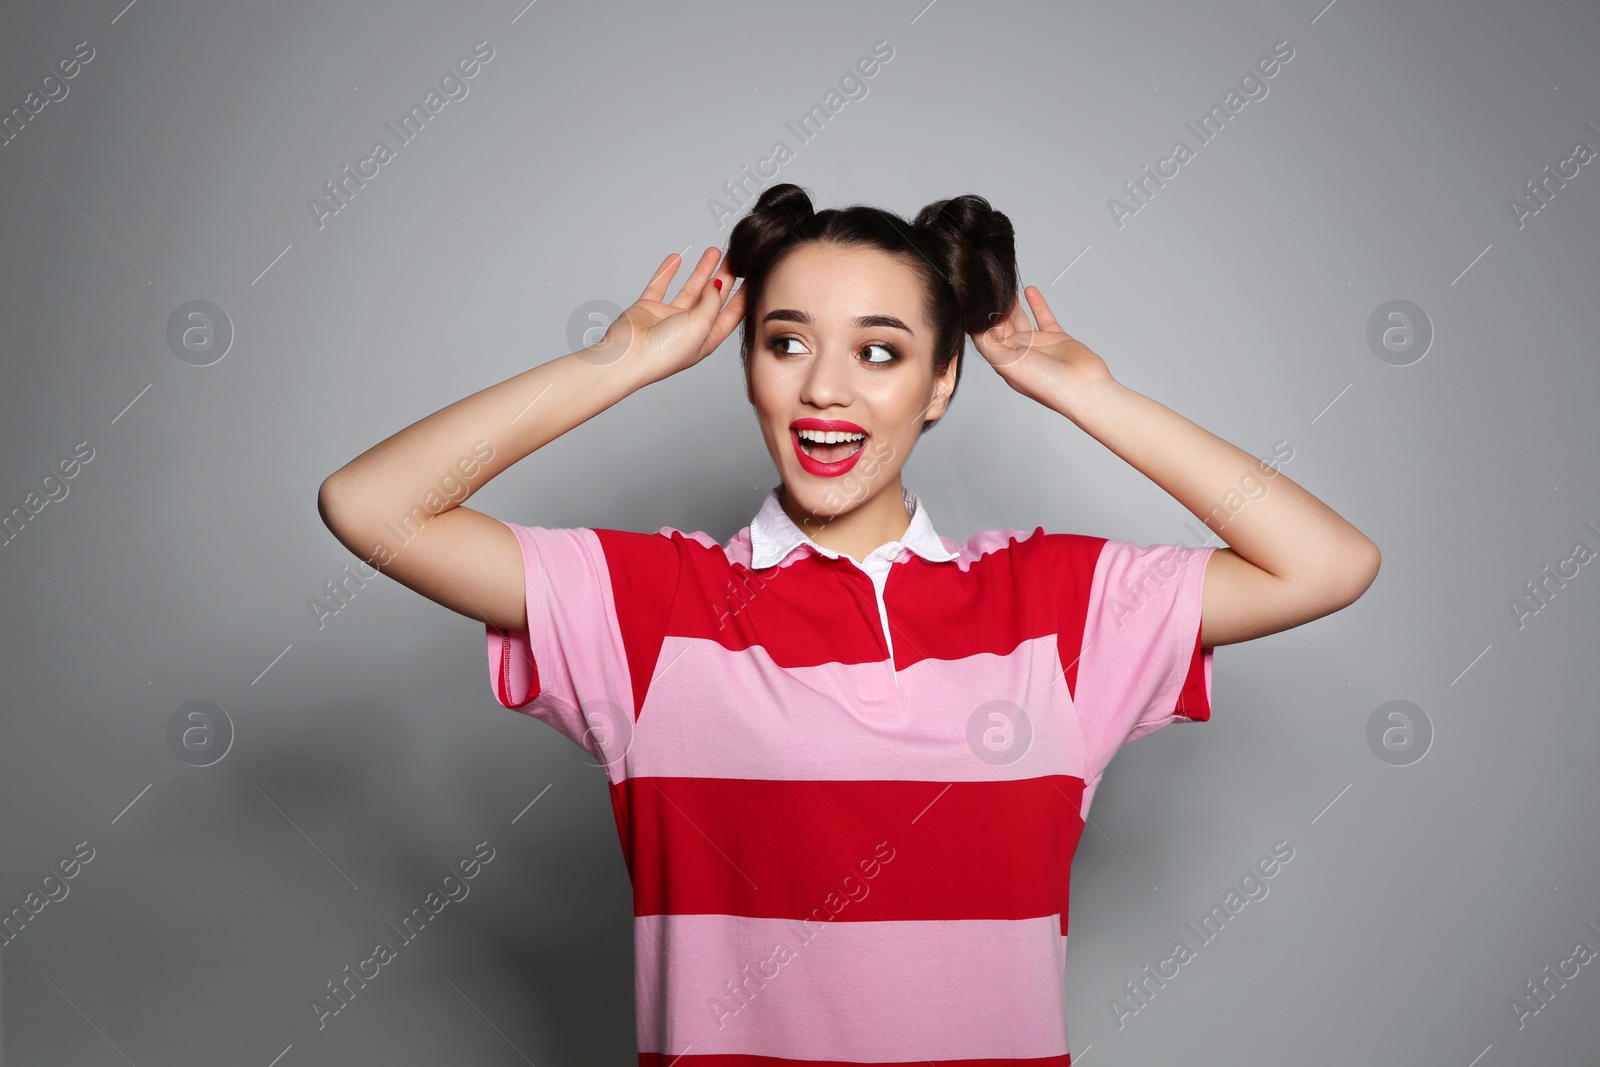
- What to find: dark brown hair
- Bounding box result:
[724,183,1019,434]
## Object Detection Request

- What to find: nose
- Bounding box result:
[797,342,854,410]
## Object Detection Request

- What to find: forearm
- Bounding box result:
[1056,379,1378,588]
[317,345,649,536]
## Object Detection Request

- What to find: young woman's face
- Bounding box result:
[746,241,956,521]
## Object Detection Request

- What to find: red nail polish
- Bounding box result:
[713,278,722,291]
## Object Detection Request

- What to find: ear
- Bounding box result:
[926,351,959,419]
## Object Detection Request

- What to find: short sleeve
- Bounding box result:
[1069,539,1216,784]
[484,522,679,774]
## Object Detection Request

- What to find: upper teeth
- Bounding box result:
[797,429,865,443]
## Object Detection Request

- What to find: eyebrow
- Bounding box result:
[761,308,915,336]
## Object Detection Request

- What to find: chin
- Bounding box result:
[778,478,820,512]
[783,472,878,519]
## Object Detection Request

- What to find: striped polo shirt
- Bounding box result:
[485,484,1216,1065]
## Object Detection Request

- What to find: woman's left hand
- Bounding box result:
[971,285,1116,415]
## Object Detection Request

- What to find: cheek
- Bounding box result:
[750,359,803,409]
[747,369,786,447]
[873,374,936,428]
[747,357,781,404]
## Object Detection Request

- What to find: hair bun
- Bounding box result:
[914,194,1009,249]
[913,194,1018,335]
[726,183,816,279]
[758,183,816,229]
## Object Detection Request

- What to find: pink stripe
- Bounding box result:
[484,523,638,778]
[1076,541,1214,783]
[635,912,1070,1060]
[671,526,732,557]
[947,527,1037,571]
[629,634,1089,783]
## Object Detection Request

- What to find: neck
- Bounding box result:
[780,478,912,564]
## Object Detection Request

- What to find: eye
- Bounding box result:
[765,335,807,357]
[763,336,901,365]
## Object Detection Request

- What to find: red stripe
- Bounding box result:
[656,530,1106,695]
[885,546,1042,669]
[622,776,1084,927]
[608,780,636,884]
[494,625,538,706]
[1174,627,1211,722]
[676,551,891,665]
[594,528,683,720]
[1045,534,1105,708]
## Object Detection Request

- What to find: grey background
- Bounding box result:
[1,0,1597,1064]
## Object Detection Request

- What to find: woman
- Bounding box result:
[318,183,1379,1064]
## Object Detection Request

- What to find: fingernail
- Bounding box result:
[713,278,722,291]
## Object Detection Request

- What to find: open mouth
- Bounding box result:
[795,428,868,464]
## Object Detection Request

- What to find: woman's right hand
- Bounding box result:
[320,253,744,639]
[586,247,746,385]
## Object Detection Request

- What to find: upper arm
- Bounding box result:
[1199,543,1380,647]
[318,479,527,633]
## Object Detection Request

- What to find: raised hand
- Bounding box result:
[970,285,1115,412]
[587,247,747,385]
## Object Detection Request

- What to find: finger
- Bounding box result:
[1003,294,1033,334]
[639,253,682,305]
[669,247,722,310]
[971,296,1014,339]
[699,283,748,358]
[978,295,1028,340]
[973,296,1037,369]
[708,281,748,346]
[692,259,738,329]
[710,256,737,305]
[1023,286,1066,334]
[695,251,738,311]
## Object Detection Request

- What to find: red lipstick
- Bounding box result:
[790,417,869,478]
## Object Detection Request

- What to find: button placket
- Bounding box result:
[826,549,904,706]
[861,547,903,697]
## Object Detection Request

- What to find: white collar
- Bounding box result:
[747,484,960,570]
